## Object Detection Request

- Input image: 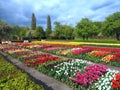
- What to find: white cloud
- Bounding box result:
[0,0,120,28]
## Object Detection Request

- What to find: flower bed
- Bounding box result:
[87,50,111,57]
[70,64,108,87]
[36,44,120,67]
[112,73,120,89]
[25,54,61,67]
[0,55,44,90]
[0,44,61,67]
[2,43,120,67]
[91,69,118,90]
[37,58,120,90]
[102,54,120,63]
[0,43,120,90]
[81,46,120,53]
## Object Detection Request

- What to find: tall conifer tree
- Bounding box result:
[46,15,52,38]
[31,13,36,30]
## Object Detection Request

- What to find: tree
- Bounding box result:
[19,27,29,40]
[62,25,74,39]
[93,21,103,33]
[28,31,32,42]
[46,15,52,38]
[11,26,29,40]
[31,13,36,30]
[54,21,63,39]
[34,26,45,40]
[74,18,98,40]
[11,25,21,40]
[54,22,74,39]
[102,12,120,40]
[0,20,12,40]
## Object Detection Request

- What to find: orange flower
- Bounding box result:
[102,55,115,63]
[88,50,111,57]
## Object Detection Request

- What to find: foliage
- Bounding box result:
[20,27,29,39]
[54,22,63,39]
[11,26,28,40]
[74,18,98,40]
[62,25,74,39]
[11,25,20,40]
[46,15,52,38]
[74,38,120,44]
[92,21,103,35]
[0,20,12,40]
[31,13,36,30]
[53,22,74,39]
[102,12,120,40]
[34,26,45,40]
[0,20,28,40]
[0,11,120,41]
[0,55,44,90]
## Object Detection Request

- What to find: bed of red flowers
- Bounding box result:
[112,73,120,89]
[26,54,60,67]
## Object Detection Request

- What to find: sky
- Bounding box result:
[0,0,120,29]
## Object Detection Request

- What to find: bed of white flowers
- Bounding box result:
[90,69,119,90]
[49,59,120,90]
[52,59,88,76]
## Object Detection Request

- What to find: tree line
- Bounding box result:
[0,11,120,41]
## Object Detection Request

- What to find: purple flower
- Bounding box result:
[70,64,108,87]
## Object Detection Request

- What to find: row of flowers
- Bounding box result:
[0,44,61,67]
[70,64,108,87]
[0,44,120,90]
[31,41,120,46]
[29,44,120,66]
[44,59,120,90]
[15,42,72,50]
[26,54,60,67]
[90,69,118,90]
[80,46,120,53]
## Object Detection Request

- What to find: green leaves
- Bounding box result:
[46,15,52,38]
[0,20,12,39]
[31,13,36,30]
[34,26,45,40]
[62,25,74,39]
[75,18,98,40]
[0,55,44,90]
[53,22,74,39]
[103,12,120,40]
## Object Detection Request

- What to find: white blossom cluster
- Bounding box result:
[75,59,93,65]
[90,69,119,90]
[53,59,88,76]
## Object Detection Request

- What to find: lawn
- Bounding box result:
[74,38,120,44]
